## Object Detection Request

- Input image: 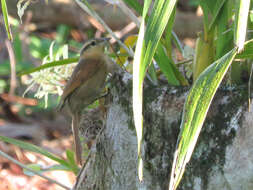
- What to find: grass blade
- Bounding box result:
[132,0,151,181]
[143,0,177,77]
[208,0,226,31]
[133,20,145,182]
[18,57,79,76]
[132,0,178,181]
[169,48,237,190]
[155,43,180,85]
[1,0,12,41]
[236,39,253,59]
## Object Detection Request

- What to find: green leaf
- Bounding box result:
[199,0,210,34]
[56,24,71,44]
[1,0,12,41]
[65,149,79,174]
[132,0,178,182]
[169,48,237,190]
[204,0,225,15]
[29,36,52,59]
[172,31,184,54]
[13,34,23,63]
[18,57,79,76]
[236,39,253,59]
[132,17,145,182]
[143,0,178,77]
[208,0,226,31]
[132,0,152,181]
[66,150,76,167]
[147,63,158,85]
[122,0,142,15]
[193,32,215,81]
[155,43,180,85]
[163,7,176,53]
[234,0,250,52]
[215,1,233,59]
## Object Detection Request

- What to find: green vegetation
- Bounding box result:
[1,0,253,189]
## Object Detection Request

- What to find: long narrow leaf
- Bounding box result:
[122,0,142,15]
[132,0,178,182]
[236,39,253,59]
[142,0,177,77]
[169,48,237,190]
[208,0,226,31]
[155,43,180,85]
[234,0,250,52]
[1,0,12,41]
[133,20,145,182]
[132,0,151,181]
[18,57,79,76]
[0,136,70,167]
[215,1,233,59]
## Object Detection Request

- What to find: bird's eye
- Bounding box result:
[90,40,96,46]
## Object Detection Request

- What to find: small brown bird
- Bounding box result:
[58,38,111,165]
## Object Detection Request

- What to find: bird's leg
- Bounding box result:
[72,112,82,165]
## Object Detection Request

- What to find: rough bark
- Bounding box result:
[73,72,253,190]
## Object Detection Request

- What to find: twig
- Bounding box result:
[176,59,193,66]
[110,21,137,44]
[0,93,37,106]
[0,150,71,190]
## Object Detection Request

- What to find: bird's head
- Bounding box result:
[79,38,110,59]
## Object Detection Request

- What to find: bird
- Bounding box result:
[58,37,112,165]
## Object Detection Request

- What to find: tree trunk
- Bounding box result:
[74,72,253,190]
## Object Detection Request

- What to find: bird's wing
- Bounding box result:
[60,59,101,102]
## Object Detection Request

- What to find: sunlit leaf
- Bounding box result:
[116,35,137,66]
[208,0,226,31]
[1,0,12,41]
[18,57,79,76]
[132,0,178,182]
[236,39,253,59]
[234,0,250,52]
[132,0,152,181]
[169,48,237,190]
[155,43,179,85]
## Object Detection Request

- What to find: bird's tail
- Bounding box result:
[72,113,82,165]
